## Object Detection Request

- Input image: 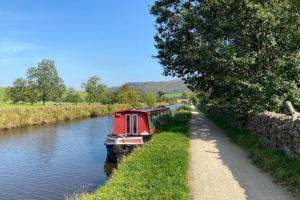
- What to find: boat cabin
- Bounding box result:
[112,106,171,136]
[105,106,171,161]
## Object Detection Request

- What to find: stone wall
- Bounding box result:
[247,111,300,158]
[205,106,300,159]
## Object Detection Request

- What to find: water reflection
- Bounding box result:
[104,156,117,177]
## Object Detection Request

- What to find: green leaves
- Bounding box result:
[6,59,66,105]
[27,59,66,105]
[151,0,300,114]
[82,76,107,104]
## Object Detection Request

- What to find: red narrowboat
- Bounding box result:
[105,106,172,161]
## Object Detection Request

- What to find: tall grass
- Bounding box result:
[68,107,191,200]
[0,104,130,130]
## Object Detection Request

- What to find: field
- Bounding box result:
[163,92,183,98]
[69,106,191,200]
[0,87,88,109]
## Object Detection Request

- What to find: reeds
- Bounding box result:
[0,104,130,130]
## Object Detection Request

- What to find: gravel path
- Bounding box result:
[188,106,295,200]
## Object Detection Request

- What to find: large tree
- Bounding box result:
[27,59,65,105]
[151,0,300,114]
[82,76,106,104]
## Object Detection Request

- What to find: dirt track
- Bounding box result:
[188,106,295,200]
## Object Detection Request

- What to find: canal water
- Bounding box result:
[0,105,182,200]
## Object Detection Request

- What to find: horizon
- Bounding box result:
[0,0,176,88]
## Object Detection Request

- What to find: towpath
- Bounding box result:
[188,105,295,200]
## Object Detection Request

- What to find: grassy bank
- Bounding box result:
[0,102,172,130]
[70,107,191,200]
[204,110,300,196]
[0,104,131,130]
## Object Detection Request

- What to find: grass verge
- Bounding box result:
[69,107,191,200]
[0,104,131,130]
[204,109,300,196]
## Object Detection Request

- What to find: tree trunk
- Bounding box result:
[43,95,46,106]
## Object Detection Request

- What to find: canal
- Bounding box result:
[0,105,182,200]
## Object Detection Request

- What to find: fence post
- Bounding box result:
[286,101,299,121]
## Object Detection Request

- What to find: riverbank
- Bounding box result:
[0,102,172,130]
[69,106,191,200]
[201,107,300,197]
[0,104,131,130]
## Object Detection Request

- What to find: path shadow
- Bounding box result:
[189,109,295,200]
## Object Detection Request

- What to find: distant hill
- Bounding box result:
[110,79,190,94]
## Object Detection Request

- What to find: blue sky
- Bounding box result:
[0,0,174,88]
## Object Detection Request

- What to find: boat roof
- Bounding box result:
[115,106,169,114]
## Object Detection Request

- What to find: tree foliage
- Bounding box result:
[5,78,28,103]
[64,88,83,104]
[151,0,300,114]
[27,59,65,105]
[114,84,142,107]
[82,76,107,104]
[5,59,65,105]
[144,93,157,107]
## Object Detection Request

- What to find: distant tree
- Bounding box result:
[115,84,141,107]
[102,91,114,104]
[144,93,157,107]
[82,76,106,104]
[157,91,165,99]
[25,85,40,105]
[64,88,82,104]
[181,92,188,99]
[5,78,28,103]
[27,59,66,105]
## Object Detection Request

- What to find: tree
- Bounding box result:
[5,78,28,103]
[63,88,82,104]
[82,76,106,104]
[157,91,165,100]
[114,84,141,107]
[181,92,188,99]
[25,85,39,105]
[27,59,65,105]
[151,0,300,114]
[144,93,157,107]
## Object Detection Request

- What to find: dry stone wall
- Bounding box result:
[205,106,300,159]
[247,112,300,158]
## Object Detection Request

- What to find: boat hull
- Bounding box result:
[105,134,149,161]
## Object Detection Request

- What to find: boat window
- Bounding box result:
[150,115,155,129]
[126,114,131,134]
[133,114,138,134]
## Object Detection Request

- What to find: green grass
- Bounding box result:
[0,102,46,109]
[69,107,191,200]
[204,110,300,196]
[163,93,182,98]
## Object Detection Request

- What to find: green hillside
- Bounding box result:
[111,79,190,94]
